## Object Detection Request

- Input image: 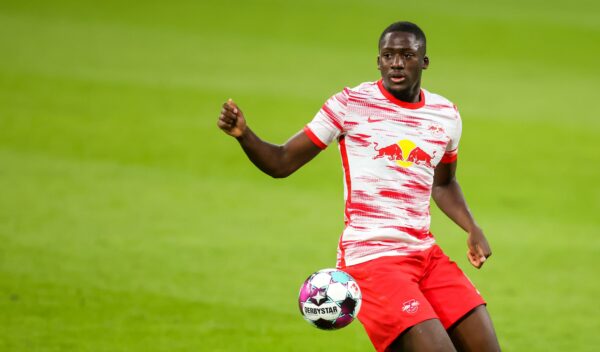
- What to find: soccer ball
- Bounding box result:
[298,268,362,330]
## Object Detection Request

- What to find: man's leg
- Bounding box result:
[388,319,456,352]
[447,305,501,352]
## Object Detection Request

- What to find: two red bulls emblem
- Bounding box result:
[373,139,435,168]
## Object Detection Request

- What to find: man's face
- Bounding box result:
[377,31,429,100]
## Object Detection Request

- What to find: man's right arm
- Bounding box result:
[217,99,323,178]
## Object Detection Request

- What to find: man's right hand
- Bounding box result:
[215,99,322,178]
[218,99,247,138]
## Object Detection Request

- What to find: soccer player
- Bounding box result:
[217,21,501,352]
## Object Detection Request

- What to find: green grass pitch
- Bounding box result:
[1,0,599,351]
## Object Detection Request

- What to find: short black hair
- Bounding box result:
[378,21,426,52]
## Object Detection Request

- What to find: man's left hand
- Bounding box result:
[466,227,492,269]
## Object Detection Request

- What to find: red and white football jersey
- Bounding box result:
[304,80,462,267]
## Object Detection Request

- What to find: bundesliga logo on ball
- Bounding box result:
[298,269,362,330]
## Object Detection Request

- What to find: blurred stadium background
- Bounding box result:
[1,0,598,351]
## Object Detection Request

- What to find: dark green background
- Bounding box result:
[1,0,598,351]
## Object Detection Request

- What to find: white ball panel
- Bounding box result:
[347,280,361,299]
[327,282,348,302]
[310,272,332,288]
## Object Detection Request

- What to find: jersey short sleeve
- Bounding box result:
[440,105,462,163]
[303,89,349,149]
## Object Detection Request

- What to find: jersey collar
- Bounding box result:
[377,79,425,109]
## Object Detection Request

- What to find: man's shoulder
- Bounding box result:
[423,89,458,110]
[350,80,379,91]
[334,81,379,98]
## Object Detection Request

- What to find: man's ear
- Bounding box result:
[423,55,430,70]
[377,56,382,71]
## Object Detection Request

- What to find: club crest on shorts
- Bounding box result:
[402,299,420,314]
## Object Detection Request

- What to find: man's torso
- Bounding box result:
[304,80,461,267]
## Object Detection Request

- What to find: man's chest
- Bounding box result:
[342,106,454,169]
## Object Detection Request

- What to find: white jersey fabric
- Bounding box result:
[304,80,462,267]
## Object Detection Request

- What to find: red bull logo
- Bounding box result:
[402,299,420,314]
[373,139,435,168]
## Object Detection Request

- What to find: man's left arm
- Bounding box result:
[432,161,491,269]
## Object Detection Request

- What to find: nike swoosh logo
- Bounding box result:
[368,116,385,123]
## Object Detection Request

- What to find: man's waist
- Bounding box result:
[342,223,432,241]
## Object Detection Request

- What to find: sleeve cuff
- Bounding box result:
[303,126,327,149]
[440,150,458,163]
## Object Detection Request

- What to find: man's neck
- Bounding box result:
[387,84,421,103]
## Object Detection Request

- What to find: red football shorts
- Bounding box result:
[343,244,485,352]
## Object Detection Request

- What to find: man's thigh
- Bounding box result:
[447,305,501,352]
[388,318,456,352]
[420,245,486,329]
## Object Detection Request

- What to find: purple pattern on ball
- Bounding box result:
[340,296,357,315]
[313,318,336,330]
[309,287,328,306]
[333,314,354,329]
[298,279,314,302]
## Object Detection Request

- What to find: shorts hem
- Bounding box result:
[444,302,487,330]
